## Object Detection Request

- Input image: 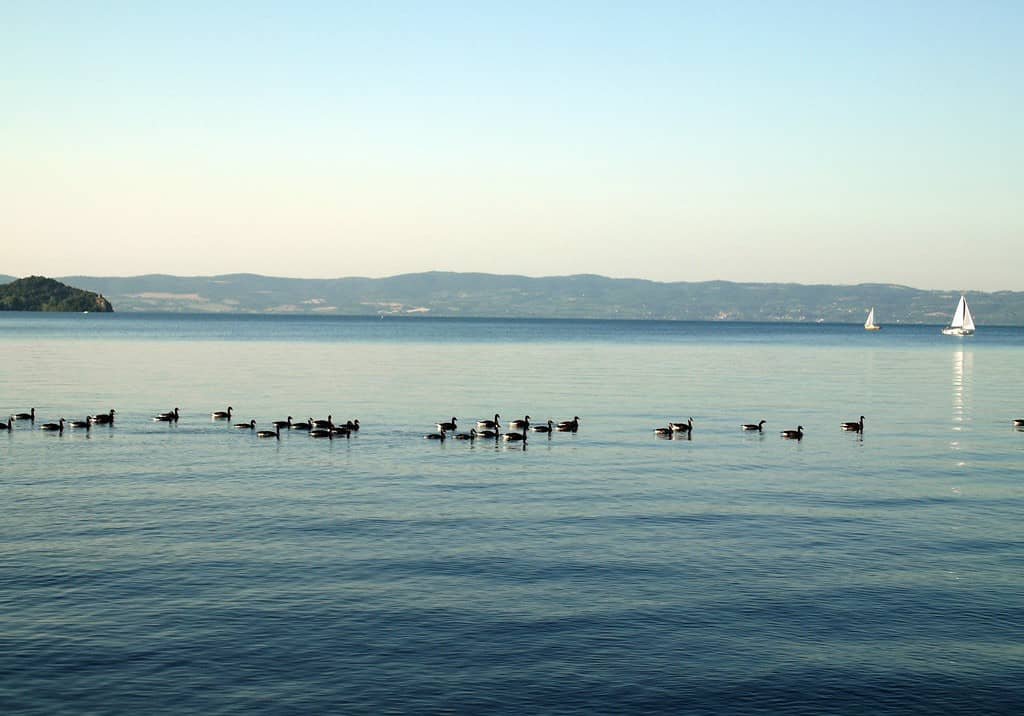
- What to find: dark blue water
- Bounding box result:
[2,314,1023,714]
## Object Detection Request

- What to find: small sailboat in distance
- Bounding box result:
[942,295,975,336]
[864,307,881,331]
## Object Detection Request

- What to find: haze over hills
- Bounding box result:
[1,272,1021,325]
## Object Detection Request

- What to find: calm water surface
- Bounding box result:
[2,314,1023,714]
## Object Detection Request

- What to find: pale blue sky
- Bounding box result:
[2,1,1021,289]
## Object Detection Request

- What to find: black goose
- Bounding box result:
[256,425,281,439]
[654,424,674,437]
[476,427,500,439]
[436,417,457,432]
[741,420,766,432]
[234,419,256,430]
[41,418,65,433]
[69,418,92,430]
[531,420,554,433]
[424,428,447,441]
[273,416,292,429]
[291,418,313,431]
[477,414,500,429]
[503,429,528,443]
[508,415,530,430]
[330,425,352,437]
[310,428,333,439]
[344,419,360,431]
[841,416,865,433]
[313,415,333,428]
[556,416,580,432]
[14,408,35,422]
[154,407,179,422]
[1014,419,1024,427]
[90,409,116,424]
[781,426,804,440]
[212,407,233,419]
[454,428,478,440]
[0,417,12,431]
[670,417,693,433]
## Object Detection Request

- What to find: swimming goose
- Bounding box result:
[14,408,35,422]
[1014,418,1024,427]
[741,420,766,432]
[654,425,674,437]
[90,409,116,424]
[841,416,865,433]
[273,416,292,429]
[781,426,804,440]
[234,419,256,430]
[154,408,179,422]
[69,418,92,430]
[344,419,360,431]
[0,417,12,431]
[508,415,530,430]
[477,414,500,429]
[330,425,352,437]
[291,418,313,431]
[424,428,447,441]
[256,425,281,439]
[313,415,333,428]
[454,428,478,441]
[503,429,528,443]
[556,416,580,432]
[310,428,333,439]
[212,407,233,420]
[670,418,693,434]
[41,418,65,433]
[436,417,457,432]
[476,427,500,439]
[531,420,555,433]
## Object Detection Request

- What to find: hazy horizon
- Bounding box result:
[3,2,1021,291]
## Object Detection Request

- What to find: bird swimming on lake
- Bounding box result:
[344,419,360,431]
[1014,418,1024,427]
[69,418,91,430]
[741,420,766,431]
[454,428,477,441]
[477,414,500,429]
[670,418,693,434]
[841,416,865,433]
[503,429,527,443]
[313,415,333,428]
[212,407,232,420]
[436,417,457,432]
[556,416,580,432]
[310,428,333,439]
[154,408,179,422]
[424,428,447,441]
[256,425,281,439]
[476,427,500,439]
[90,409,116,424]
[234,419,256,430]
[781,426,804,440]
[654,425,674,437]
[508,415,530,430]
[0,417,12,431]
[330,425,352,437]
[273,416,292,429]
[40,418,65,433]
[13,408,35,422]
[291,418,313,431]
[531,420,554,433]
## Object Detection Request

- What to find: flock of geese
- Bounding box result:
[6,409,1024,441]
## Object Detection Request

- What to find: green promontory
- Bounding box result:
[0,276,114,312]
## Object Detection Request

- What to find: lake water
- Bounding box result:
[2,313,1023,715]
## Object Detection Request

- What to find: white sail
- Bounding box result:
[943,295,975,336]
[961,298,975,332]
[864,308,877,330]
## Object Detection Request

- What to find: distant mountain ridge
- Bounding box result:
[1,272,1021,324]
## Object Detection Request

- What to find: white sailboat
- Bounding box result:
[942,295,975,336]
[864,307,881,331]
